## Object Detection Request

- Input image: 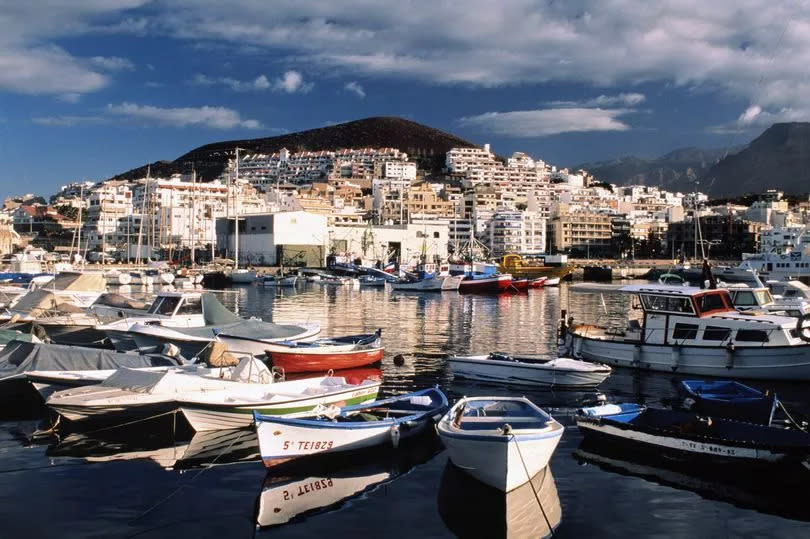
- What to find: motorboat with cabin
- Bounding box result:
[562,283,810,380]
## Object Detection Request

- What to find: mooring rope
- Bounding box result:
[509,430,555,537]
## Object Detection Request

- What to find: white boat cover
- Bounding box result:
[0,340,183,381]
[232,357,272,384]
[100,367,223,394]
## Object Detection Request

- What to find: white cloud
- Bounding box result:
[709,104,808,134]
[106,102,262,129]
[89,56,135,71]
[546,93,646,108]
[0,2,148,95]
[32,115,108,126]
[274,70,313,93]
[459,108,633,137]
[344,81,366,98]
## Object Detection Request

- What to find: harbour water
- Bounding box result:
[2,283,810,537]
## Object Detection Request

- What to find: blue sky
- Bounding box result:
[1,1,806,199]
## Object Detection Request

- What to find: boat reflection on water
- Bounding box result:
[438,461,561,538]
[573,440,810,523]
[255,435,441,529]
[45,419,259,470]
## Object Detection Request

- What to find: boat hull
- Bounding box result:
[440,430,562,491]
[179,383,381,432]
[576,416,799,465]
[458,275,513,294]
[269,348,385,373]
[448,356,610,388]
[571,334,810,380]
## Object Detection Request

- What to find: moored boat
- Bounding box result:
[564,283,810,380]
[437,396,564,491]
[266,330,384,373]
[262,275,298,287]
[253,387,448,467]
[448,353,611,388]
[679,380,777,425]
[575,403,810,467]
[529,277,548,288]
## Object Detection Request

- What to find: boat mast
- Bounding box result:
[136,168,149,266]
[234,147,243,270]
[76,183,83,264]
[190,167,196,267]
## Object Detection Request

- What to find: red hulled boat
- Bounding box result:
[510,278,530,292]
[529,277,548,288]
[267,330,384,373]
[458,274,513,294]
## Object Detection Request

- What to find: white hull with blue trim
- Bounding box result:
[254,387,448,466]
[437,396,563,492]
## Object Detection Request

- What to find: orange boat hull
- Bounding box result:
[270,348,385,373]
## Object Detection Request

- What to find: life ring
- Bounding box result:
[796,313,810,343]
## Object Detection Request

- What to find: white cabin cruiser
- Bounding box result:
[564,284,810,380]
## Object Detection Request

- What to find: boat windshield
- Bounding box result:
[147,296,180,315]
[639,294,695,315]
[176,296,202,315]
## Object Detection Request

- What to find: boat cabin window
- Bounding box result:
[731,290,757,306]
[695,292,731,315]
[672,323,699,340]
[755,290,773,304]
[735,329,770,343]
[639,294,695,315]
[176,296,202,315]
[703,326,731,341]
[147,296,180,315]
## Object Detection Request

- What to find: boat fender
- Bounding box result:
[393,354,405,366]
[670,346,680,371]
[501,423,513,436]
[796,314,810,343]
[389,424,400,448]
[725,342,736,369]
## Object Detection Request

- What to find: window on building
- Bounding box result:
[735,329,770,343]
[673,323,699,340]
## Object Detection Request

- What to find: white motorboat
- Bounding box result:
[437,396,563,492]
[448,353,611,388]
[389,275,462,292]
[230,269,258,284]
[262,275,298,287]
[564,283,810,380]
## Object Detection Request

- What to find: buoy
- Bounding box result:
[393,354,405,366]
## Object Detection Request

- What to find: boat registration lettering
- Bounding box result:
[282,440,334,451]
[282,479,334,500]
[683,440,735,456]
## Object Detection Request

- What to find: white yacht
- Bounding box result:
[563,284,810,380]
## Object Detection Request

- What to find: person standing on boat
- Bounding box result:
[701,258,717,289]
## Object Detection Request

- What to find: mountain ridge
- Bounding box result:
[110,116,480,182]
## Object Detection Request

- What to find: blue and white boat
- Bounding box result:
[437,396,564,491]
[680,380,777,425]
[253,387,448,467]
[575,403,810,466]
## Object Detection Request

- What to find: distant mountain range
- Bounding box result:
[577,123,810,197]
[573,146,742,195]
[109,117,810,199]
[111,116,479,182]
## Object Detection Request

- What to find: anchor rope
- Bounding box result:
[510,432,555,537]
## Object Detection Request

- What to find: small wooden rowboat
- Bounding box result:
[253,387,448,467]
[510,279,530,292]
[529,277,548,288]
[680,380,777,425]
[437,396,564,492]
[267,330,384,373]
[575,403,810,467]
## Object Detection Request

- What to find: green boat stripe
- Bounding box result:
[181,389,379,415]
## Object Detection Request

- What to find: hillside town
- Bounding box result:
[2,143,809,268]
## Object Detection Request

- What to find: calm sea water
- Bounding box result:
[2,282,810,538]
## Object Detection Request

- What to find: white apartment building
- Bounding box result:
[760,225,810,254]
[240,147,412,190]
[485,207,546,256]
[331,221,450,266]
[127,176,265,254]
[83,183,133,250]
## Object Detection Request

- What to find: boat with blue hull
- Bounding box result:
[254,387,448,467]
[680,380,777,425]
[575,403,810,468]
